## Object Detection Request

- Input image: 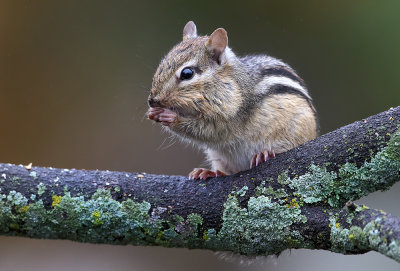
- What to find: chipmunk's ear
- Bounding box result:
[205,28,228,64]
[183,21,197,40]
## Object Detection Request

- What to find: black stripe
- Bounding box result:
[269,85,317,116]
[268,84,311,103]
[235,85,315,124]
[260,67,305,87]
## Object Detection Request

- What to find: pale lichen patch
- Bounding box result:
[37,183,46,196]
[288,165,337,205]
[288,128,400,208]
[29,171,37,180]
[0,188,206,248]
[212,187,307,255]
[330,215,400,262]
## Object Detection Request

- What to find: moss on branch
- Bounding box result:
[0,107,399,262]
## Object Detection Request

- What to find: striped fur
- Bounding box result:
[148,22,318,175]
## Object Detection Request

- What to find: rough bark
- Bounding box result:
[0,107,399,262]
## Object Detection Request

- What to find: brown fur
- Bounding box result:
[148,22,317,175]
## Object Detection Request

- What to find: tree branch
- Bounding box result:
[0,107,399,262]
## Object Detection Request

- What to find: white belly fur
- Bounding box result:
[205,140,278,175]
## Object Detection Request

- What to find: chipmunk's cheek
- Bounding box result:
[158,108,178,126]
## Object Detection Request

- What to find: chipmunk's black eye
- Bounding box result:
[180,67,194,80]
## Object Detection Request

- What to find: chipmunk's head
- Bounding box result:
[148,21,240,120]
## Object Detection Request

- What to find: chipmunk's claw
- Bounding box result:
[250,149,276,168]
[189,168,226,180]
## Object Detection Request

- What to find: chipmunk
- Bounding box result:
[147,21,317,180]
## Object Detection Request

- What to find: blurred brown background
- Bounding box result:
[0,1,399,270]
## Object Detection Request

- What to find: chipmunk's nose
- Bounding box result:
[148,97,162,108]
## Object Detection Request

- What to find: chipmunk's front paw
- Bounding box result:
[189,168,226,180]
[250,149,276,168]
[147,107,177,126]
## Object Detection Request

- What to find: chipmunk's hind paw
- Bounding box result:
[189,168,226,180]
[250,149,276,168]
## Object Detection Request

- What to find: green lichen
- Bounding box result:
[203,128,400,256]
[12,176,20,182]
[91,210,104,226]
[187,213,203,227]
[30,171,37,180]
[255,181,288,198]
[286,198,300,209]
[170,213,204,245]
[385,128,400,162]
[277,172,290,185]
[288,128,400,208]
[173,215,184,224]
[19,206,29,213]
[210,190,307,255]
[37,183,46,196]
[0,188,206,248]
[329,217,356,252]
[0,127,397,257]
[202,230,209,241]
[236,186,248,197]
[6,191,28,207]
[330,216,400,262]
[51,195,62,208]
[289,165,337,204]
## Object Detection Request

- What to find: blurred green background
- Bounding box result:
[0,1,399,270]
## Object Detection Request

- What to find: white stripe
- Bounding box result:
[255,76,310,99]
[221,47,235,64]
